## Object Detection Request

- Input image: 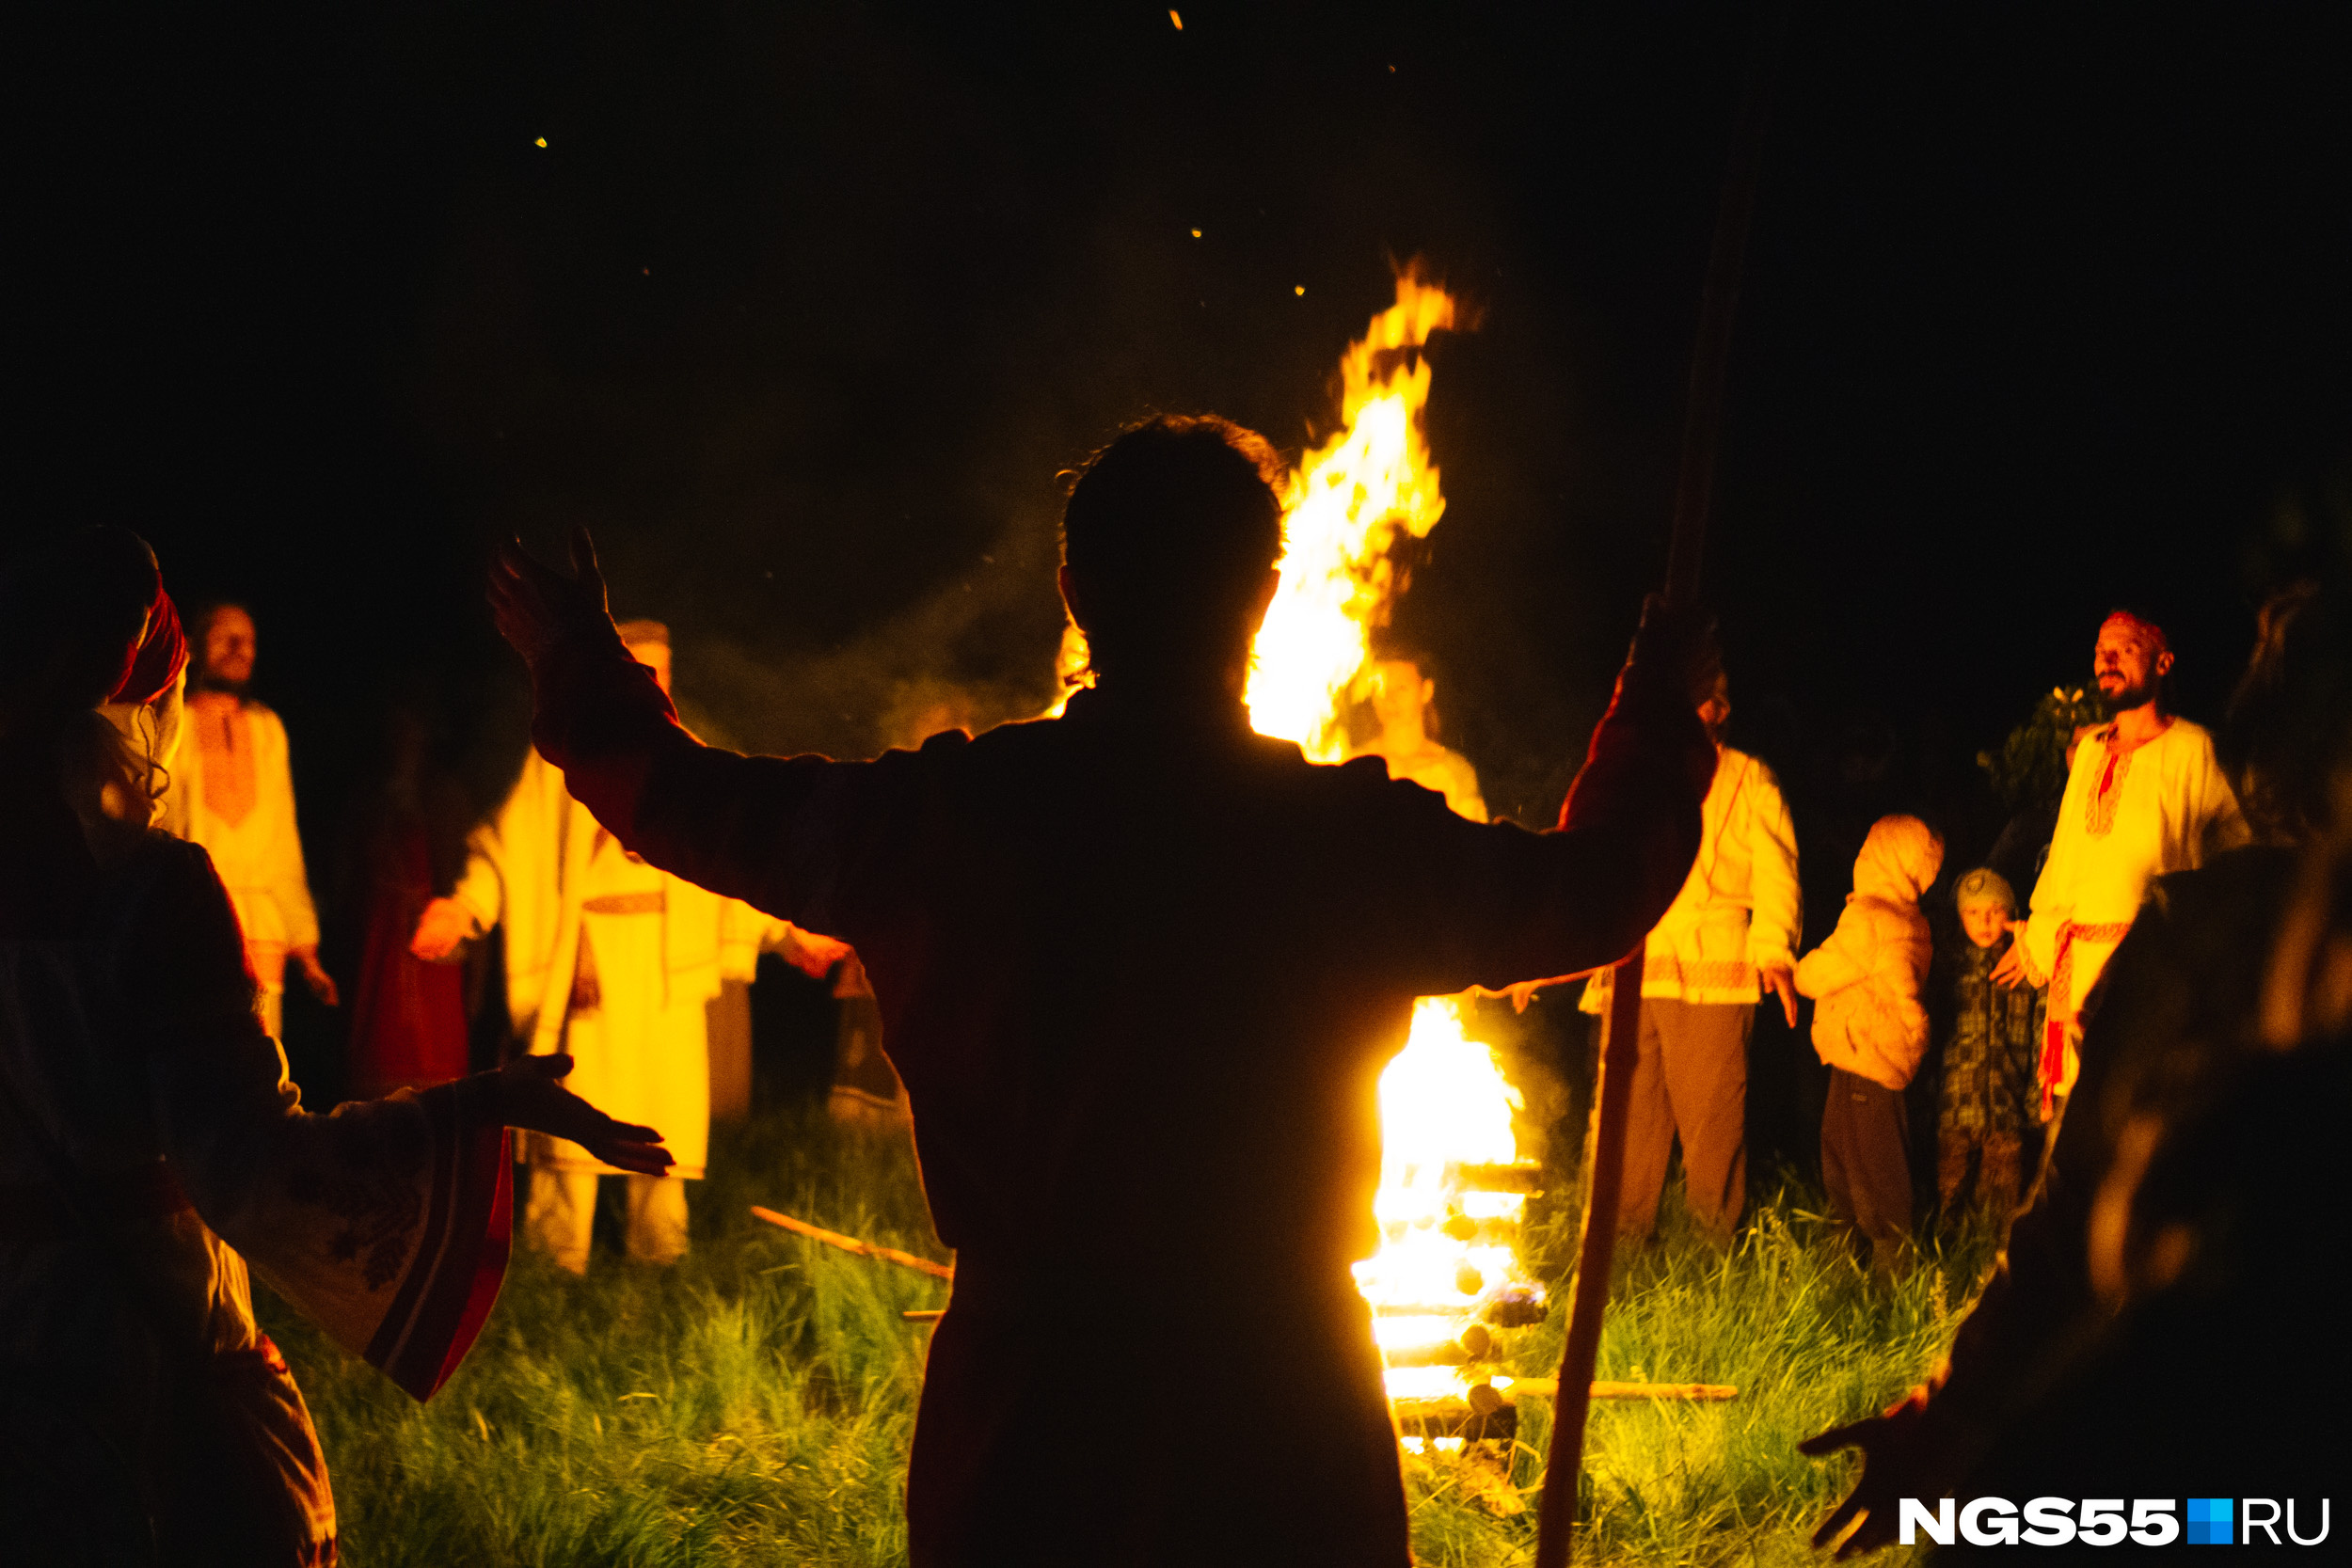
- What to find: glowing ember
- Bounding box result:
[1242,270,1539,1424]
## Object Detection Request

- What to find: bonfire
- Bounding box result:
[1242,272,1549,1455]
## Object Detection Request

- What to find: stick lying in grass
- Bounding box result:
[1495,1379,1737,1402]
[750,1206,956,1280]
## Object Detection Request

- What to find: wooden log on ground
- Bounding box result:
[1478,1377,1738,1410]
[1392,1396,1519,1445]
[1379,1323,1495,1368]
[751,1205,956,1280]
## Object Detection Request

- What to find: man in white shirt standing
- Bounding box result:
[165,603,338,1037]
[1994,610,2247,1116]
[1585,666,1801,1244]
[410,619,783,1272]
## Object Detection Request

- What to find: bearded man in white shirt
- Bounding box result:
[1993,610,2248,1116]
[165,603,338,1037]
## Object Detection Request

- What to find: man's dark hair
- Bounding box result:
[1060,415,1285,679]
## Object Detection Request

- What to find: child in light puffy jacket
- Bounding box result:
[1796,814,1944,1276]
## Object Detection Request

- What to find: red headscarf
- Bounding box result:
[109,590,188,706]
[2100,609,2169,657]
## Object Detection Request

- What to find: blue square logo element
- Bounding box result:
[2186,1497,2233,1545]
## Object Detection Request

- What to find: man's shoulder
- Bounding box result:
[1719,746,1784,791]
[2157,717,2221,762]
[240,701,294,758]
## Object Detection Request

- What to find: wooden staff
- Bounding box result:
[1533,8,1785,1565]
[750,1205,956,1280]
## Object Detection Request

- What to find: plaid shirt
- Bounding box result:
[1939,939,2042,1136]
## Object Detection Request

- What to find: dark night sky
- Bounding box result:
[21,2,2352,845]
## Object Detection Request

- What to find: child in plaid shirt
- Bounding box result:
[1936,868,2043,1216]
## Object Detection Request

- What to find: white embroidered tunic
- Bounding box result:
[2019,717,2247,1099]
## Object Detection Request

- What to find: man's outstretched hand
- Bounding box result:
[488,528,622,673]
[411,896,479,963]
[1797,1388,1957,1559]
[490,1053,672,1176]
[1991,921,2037,990]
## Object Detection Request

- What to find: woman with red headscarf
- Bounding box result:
[0,529,671,1565]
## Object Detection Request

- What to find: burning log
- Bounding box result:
[749,1205,956,1280]
[1392,1396,1518,1446]
[1379,1322,1495,1368]
[1449,1161,1545,1194]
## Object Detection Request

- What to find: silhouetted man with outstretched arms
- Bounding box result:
[488,416,1715,1567]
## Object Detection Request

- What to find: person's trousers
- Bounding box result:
[524,1165,690,1274]
[1615,998,1751,1244]
[1936,1129,2026,1218]
[1822,1068,1912,1270]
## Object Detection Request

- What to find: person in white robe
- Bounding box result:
[162,603,336,1039]
[1994,610,2248,1114]
[412,620,782,1271]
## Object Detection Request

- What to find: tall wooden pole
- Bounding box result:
[1533,8,1784,1564]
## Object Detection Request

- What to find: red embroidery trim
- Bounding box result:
[2084,729,2133,838]
[2040,917,2137,1117]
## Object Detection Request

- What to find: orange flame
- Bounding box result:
[1242,271,1536,1428]
[1245,272,1457,760]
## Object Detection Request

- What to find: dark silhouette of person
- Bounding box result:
[486,416,1715,1566]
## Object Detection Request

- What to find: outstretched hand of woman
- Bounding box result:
[490,1053,672,1176]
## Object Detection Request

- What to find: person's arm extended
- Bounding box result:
[487,531,861,926]
[1414,597,1713,993]
[1746,762,1804,1023]
[137,841,667,1401]
[413,764,530,960]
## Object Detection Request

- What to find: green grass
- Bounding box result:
[262,1107,1993,1565]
